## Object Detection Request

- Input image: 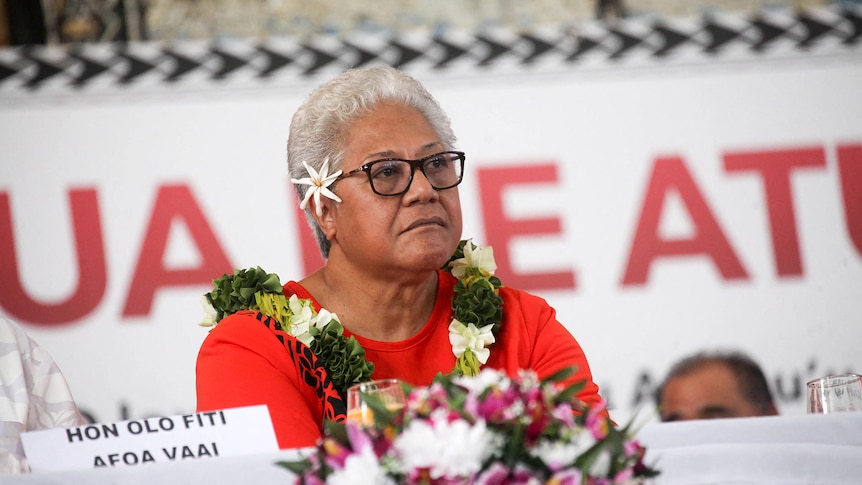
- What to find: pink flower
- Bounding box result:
[585,400,611,440]
[612,467,634,483]
[322,436,353,470]
[549,468,584,485]
[474,462,510,485]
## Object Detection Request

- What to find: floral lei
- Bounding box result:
[199,238,503,398]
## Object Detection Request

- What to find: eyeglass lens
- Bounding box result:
[369,152,463,195]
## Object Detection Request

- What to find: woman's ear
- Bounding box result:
[311,198,338,241]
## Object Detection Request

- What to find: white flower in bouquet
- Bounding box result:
[588,448,613,479]
[393,409,495,480]
[328,440,395,485]
[531,439,582,472]
[454,368,508,394]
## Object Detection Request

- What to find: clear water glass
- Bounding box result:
[807,373,862,414]
[346,379,406,426]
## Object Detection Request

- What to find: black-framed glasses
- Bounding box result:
[338,151,465,196]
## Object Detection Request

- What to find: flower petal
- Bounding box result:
[319,186,342,203]
[294,158,342,216]
[298,188,314,211]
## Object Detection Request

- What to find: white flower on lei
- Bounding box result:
[454,367,508,395]
[393,409,496,480]
[199,296,217,327]
[291,158,342,217]
[286,295,339,345]
[286,295,314,340]
[449,319,496,364]
[449,240,497,279]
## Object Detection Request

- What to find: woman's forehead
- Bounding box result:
[341,105,441,161]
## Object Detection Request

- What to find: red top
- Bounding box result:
[196,269,604,449]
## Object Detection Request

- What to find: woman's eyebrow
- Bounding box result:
[365,142,445,161]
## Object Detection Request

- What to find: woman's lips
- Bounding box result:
[404,216,446,232]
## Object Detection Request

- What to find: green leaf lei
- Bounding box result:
[199,239,504,397]
[445,239,504,376]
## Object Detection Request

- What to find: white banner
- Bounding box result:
[1,7,860,426]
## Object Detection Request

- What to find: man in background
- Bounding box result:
[655,350,779,422]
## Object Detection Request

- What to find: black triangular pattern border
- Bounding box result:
[0,5,859,95]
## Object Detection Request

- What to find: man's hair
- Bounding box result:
[655,350,777,414]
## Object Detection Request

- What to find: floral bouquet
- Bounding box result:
[281,368,658,484]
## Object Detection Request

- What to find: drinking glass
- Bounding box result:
[346,379,406,426]
[807,373,862,413]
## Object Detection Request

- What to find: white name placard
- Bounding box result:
[21,405,278,472]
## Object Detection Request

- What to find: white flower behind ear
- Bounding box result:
[291,158,343,217]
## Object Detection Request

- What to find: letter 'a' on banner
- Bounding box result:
[20,405,278,472]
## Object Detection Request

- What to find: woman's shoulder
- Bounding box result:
[203,310,289,346]
[494,285,560,337]
[198,310,314,377]
[499,285,551,309]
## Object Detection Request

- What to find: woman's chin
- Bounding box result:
[400,246,453,273]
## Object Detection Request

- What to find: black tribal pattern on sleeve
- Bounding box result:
[254,312,347,424]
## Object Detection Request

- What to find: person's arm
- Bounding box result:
[25,334,88,430]
[532,305,604,410]
[195,311,323,449]
[0,318,86,474]
[501,290,606,413]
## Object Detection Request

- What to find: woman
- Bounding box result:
[196,66,605,449]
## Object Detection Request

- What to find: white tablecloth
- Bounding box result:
[637,412,862,484]
[4,412,861,484]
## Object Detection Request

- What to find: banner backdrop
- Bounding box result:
[2,6,861,426]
